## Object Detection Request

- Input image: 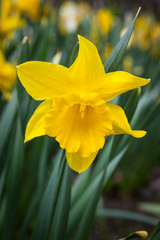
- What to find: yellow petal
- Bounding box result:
[66,151,98,173]
[69,35,105,93]
[97,71,150,102]
[45,94,113,157]
[25,100,52,142]
[16,61,73,100]
[107,103,146,138]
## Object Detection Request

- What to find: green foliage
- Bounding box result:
[0,4,160,240]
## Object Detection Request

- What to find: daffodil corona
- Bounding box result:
[17,35,150,173]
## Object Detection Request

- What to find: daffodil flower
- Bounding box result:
[0,0,25,37]
[15,0,40,21]
[0,51,16,98]
[17,35,150,173]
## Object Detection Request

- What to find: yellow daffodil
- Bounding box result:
[15,0,40,20]
[0,51,16,98]
[16,36,150,173]
[0,0,25,37]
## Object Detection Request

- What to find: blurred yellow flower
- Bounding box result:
[132,15,152,51]
[15,0,40,20]
[150,22,160,58]
[151,22,160,42]
[123,56,133,72]
[97,9,113,34]
[0,51,16,98]
[0,0,25,36]
[104,44,113,61]
[17,36,149,173]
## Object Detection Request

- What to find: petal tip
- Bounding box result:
[131,130,147,138]
[77,34,82,41]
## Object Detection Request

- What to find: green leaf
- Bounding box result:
[0,90,17,155]
[139,203,160,217]
[18,194,40,240]
[124,88,141,123]
[70,41,79,66]
[150,233,160,240]
[17,36,31,124]
[140,100,160,129]
[17,36,30,65]
[91,136,114,181]
[17,137,50,240]
[73,144,128,239]
[149,221,160,240]
[49,161,72,240]
[67,172,103,235]
[71,169,90,207]
[96,208,158,226]
[104,7,141,72]
[104,146,128,185]
[37,137,50,190]
[2,117,24,240]
[67,146,127,236]
[32,150,66,240]
[74,168,107,240]
[31,23,53,61]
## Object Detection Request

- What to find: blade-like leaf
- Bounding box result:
[32,150,65,240]
[71,168,90,207]
[74,168,107,240]
[139,203,160,217]
[91,136,114,181]
[67,172,102,235]
[49,161,72,240]
[104,7,141,72]
[2,117,24,240]
[96,208,158,226]
[67,146,127,236]
[17,36,31,124]
[17,36,30,65]
[0,90,17,155]
[70,41,79,66]
[124,88,141,123]
[104,146,128,185]
[17,137,50,240]
[148,221,160,240]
